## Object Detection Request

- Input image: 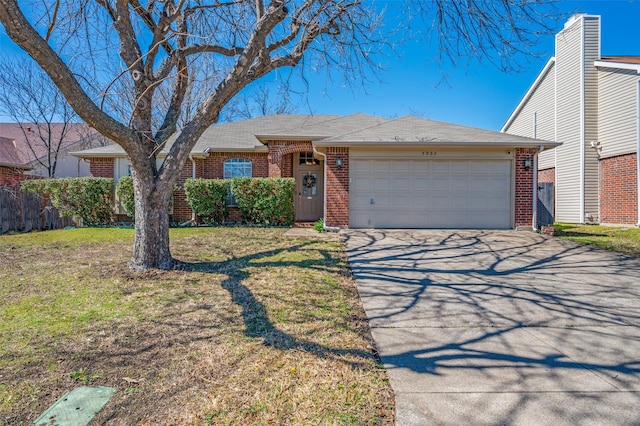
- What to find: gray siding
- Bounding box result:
[583,16,600,221]
[598,68,639,158]
[503,61,557,170]
[555,17,584,223]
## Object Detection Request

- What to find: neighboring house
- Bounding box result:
[0,123,112,178]
[72,113,558,229]
[502,14,640,226]
[0,136,32,186]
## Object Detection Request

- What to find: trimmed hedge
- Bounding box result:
[21,177,114,225]
[231,177,295,226]
[183,178,230,224]
[115,176,135,218]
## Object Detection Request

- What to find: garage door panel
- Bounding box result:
[431,177,450,190]
[392,161,411,173]
[350,159,513,229]
[393,178,411,191]
[352,194,373,209]
[411,161,430,173]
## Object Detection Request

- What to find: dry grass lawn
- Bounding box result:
[0,227,393,425]
[554,223,640,258]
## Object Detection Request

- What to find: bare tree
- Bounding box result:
[221,83,299,121]
[0,56,85,177]
[0,0,560,271]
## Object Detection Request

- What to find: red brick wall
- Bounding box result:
[538,167,555,184]
[515,148,537,228]
[600,153,638,224]
[89,158,115,178]
[282,153,293,178]
[171,160,196,222]
[267,141,313,177]
[325,148,349,227]
[0,166,25,186]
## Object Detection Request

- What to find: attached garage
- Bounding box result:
[314,115,560,230]
[350,158,513,229]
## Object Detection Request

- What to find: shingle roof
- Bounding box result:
[255,113,388,141]
[191,114,340,151]
[0,136,31,169]
[316,116,560,148]
[73,114,341,158]
[72,113,558,158]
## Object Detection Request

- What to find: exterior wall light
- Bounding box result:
[523,157,531,171]
[336,156,343,169]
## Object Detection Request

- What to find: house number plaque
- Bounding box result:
[421,151,437,156]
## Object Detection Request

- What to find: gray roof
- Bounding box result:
[191,114,339,152]
[315,116,560,148]
[71,113,559,158]
[72,114,340,158]
[255,113,388,141]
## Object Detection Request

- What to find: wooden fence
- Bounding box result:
[0,186,75,234]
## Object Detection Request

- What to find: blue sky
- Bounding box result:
[292,0,640,131]
[1,1,639,131]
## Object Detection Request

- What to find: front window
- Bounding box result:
[224,158,252,179]
[224,158,252,205]
[299,152,319,165]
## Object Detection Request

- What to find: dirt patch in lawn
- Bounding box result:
[0,228,393,425]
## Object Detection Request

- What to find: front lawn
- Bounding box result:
[0,228,393,425]
[554,223,640,258]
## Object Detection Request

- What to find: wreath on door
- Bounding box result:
[303,174,317,188]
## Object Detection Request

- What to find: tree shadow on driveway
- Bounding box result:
[343,229,640,424]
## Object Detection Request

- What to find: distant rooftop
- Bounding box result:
[600,56,640,65]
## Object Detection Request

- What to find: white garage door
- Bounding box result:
[350,159,513,229]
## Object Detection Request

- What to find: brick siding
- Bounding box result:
[515,148,538,228]
[0,166,25,186]
[538,167,555,184]
[325,147,349,227]
[89,157,115,178]
[600,153,638,225]
[268,141,313,177]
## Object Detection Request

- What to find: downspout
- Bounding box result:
[313,147,340,232]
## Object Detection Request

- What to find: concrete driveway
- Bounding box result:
[343,230,640,425]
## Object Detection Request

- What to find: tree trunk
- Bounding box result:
[129,173,174,271]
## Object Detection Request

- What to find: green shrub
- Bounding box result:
[115,176,135,217]
[22,177,114,225]
[231,177,295,226]
[183,178,230,224]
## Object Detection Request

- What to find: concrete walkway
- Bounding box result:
[343,230,640,425]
